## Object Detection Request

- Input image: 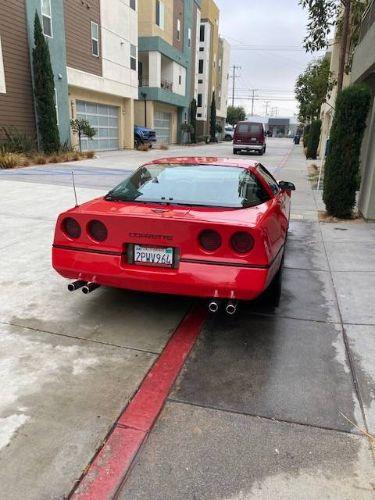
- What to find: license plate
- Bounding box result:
[134,245,174,267]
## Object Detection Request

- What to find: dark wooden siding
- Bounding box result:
[0,0,35,139]
[173,0,184,52]
[64,0,102,76]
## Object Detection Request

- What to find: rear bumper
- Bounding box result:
[52,247,280,300]
[233,144,264,151]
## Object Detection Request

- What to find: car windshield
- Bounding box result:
[105,164,270,208]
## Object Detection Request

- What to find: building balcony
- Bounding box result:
[351,0,375,83]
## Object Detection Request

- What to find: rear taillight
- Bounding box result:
[88,220,108,242]
[62,217,81,239]
[230,232,254,254]
[199,230,222,252]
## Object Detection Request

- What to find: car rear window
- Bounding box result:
[236,123,262,134]
[106,164,271,208]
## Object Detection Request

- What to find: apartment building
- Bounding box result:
[351,0,375,219]
[136,0,201,144]
[216,36,230,133]
[196,0,219,136]
[0,1,36,141]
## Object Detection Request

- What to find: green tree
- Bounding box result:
[189,98,197,143]
[70,119,96,152]
[32,12,60,153]
[299,0,369,94]
[226,106,246,126]
[306,119,322,159]
[323,84,371,218]
[210,92,217,143]
[295,57,331,123]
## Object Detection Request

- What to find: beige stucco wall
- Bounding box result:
[138,0,173,45]
[69,86,134,149]
[201,0,219,94]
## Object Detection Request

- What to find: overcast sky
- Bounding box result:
[215,0,324,117]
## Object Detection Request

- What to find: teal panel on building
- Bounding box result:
[25,0,70,146]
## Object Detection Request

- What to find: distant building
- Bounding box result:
[268,118,297,137]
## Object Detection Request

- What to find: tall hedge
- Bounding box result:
[306,119,321,159]
[32,13,60,153]
[303,123,311,147]
[323,84,371,218]
[190,98,197,143]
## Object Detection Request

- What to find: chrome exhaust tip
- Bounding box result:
[225,300,238,315]
[82,282,100,294]
[208,300,220,313]
[68,280,87,292]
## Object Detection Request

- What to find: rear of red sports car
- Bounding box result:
[52,158,292,303]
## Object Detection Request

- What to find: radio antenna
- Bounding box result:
[72,171,79,207]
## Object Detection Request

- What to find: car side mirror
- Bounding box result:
[278,181,296,191]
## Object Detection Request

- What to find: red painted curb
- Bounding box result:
[71,305,207,500]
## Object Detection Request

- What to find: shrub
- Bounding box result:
[1,127,37,154]
[303,124,311,147]
[85,151,96,159]
[138,143,150,152]
[0,152,24,169]
[323,84,371,219]
[159,144,169,150]
[33,154,47,165]
[306,119,321,159]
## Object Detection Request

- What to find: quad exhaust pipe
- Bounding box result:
[82,282,101,294]
[208,299,238,315]
[208,300,220,313]
[68,280,87,292]
[225,300,238,316]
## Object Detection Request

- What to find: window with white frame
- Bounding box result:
[188,28,191,47]
[41,0,53,37]
[155,0,165,30]
[91,22,99,57]
[130,44,137,71]
[130,0,136,10]
[0,37,6,94]
[177,19,181,41]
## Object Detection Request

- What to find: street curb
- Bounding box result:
[70,304,207,500]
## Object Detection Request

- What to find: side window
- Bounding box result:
[130,44,137,71]
[257,164,279,195]
[41,0,53,37]
[91,22,99,57]
[239,171,271,207]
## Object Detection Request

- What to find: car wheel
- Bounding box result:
[258,150,264,156]
[134,137,141,150]
[267,256,284,306]
[233,149,238,155]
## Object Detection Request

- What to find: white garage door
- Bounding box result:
[76,101,119,151]
[154,111,172,144]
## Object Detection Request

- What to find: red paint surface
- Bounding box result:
[52,157,292,301]
[71,305,207,500]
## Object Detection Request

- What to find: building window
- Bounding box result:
[188,28,191,47]
[177,19,181,41]
[197,94,202,107]
[156,0,165,30]
[198,59,203,74]
[200,25,205,42]
[178,74,182,85]
[130,0,136,10]
[199,47,204,52]
[91,22,99,57]
[41,0,53,37]
[219,58,222,69]
[197,113,202,117]
[198,79,203,84]
[130,44,137,71]
[0,37,6,94]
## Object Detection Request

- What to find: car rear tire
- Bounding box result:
[233,149,238,155]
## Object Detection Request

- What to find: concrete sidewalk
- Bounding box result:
[117,145,375,499]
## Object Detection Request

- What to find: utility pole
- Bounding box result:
[264,100,271,116]
[250,89,259,115]
[230,65,241,107]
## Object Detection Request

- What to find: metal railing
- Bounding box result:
[359,0,375,42]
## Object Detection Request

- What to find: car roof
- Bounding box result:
[145,156,260,170]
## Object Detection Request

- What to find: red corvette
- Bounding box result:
[52,157,295,314]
